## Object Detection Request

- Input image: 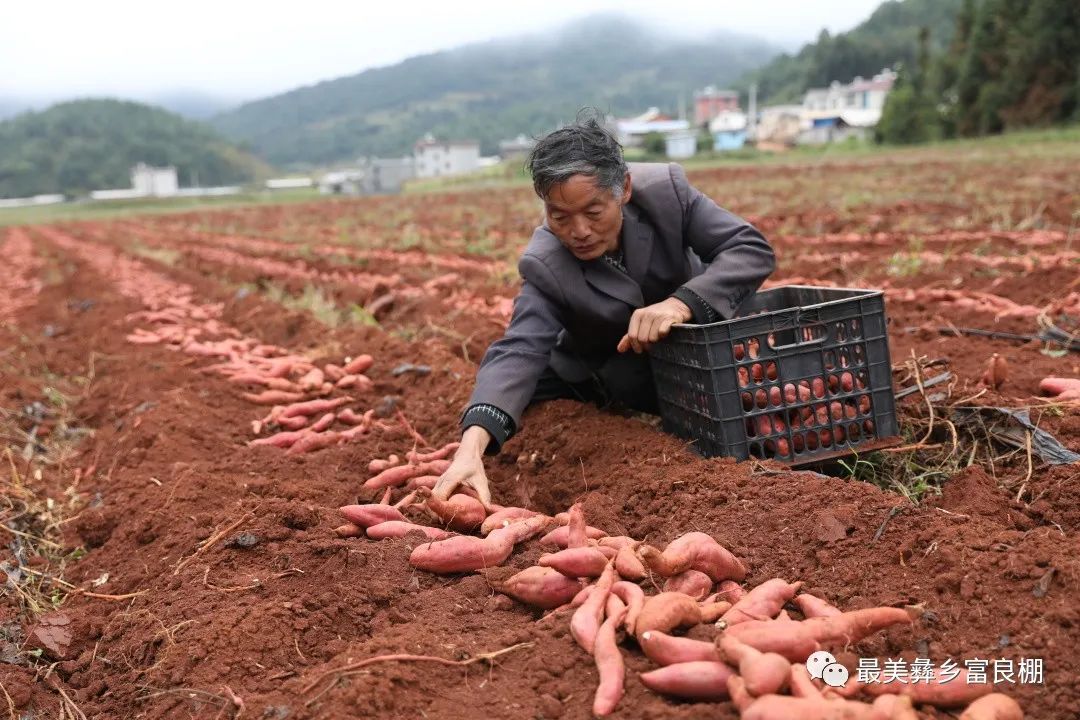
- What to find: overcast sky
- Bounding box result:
[3,0,884,102]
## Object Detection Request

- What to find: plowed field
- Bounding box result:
[2,142,1078,719]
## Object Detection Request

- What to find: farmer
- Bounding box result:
[434,111,775,505]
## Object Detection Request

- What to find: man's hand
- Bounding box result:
[432,425,493,507]
[617,297,693,354]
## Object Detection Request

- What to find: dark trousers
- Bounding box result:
[529,352,659,415]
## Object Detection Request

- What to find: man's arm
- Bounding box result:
[460,253,567,453]
[668,165,775,321]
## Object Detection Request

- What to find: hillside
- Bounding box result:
[739,0,964,104]
[0,99,268,198]
[210,14,781,167]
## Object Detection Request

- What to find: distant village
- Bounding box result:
[1,69,896,209]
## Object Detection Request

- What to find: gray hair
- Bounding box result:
[526,108,628,200]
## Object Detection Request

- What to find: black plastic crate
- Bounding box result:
[648,285,899,464]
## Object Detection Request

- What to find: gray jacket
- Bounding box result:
[467,161,775,430]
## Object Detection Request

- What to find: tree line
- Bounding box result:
[878,0,1080,143]
[0,99,265,198]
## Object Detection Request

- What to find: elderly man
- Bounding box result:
[435,112,775,505]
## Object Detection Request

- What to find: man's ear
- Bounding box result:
[621,173,632,205]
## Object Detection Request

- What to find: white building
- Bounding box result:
[615,107,691,148]
[130,163,178,197]
[266,177,315,190]
[318,169,365,195]
[414,134,481,179]
[753,105,803,147]
[664,130,698,159]
[799,69,898,145]
[0,194,65,209]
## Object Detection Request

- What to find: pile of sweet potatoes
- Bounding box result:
[739,357,876,457]
[124,290,385,453]
[336,489,1024,719]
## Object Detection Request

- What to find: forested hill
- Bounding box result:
[209,14,782,168]
[0,99,269,198]
[738,0,964,104]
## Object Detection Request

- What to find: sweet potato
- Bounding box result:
[592,605,628,716]
[872,695,920,720]
[566,503,587,549]
[721,620,819,662]
[610,581,644,635]
[663,570,714,600]
[570,584,593,608]
[642,532,747,582]
[408,534,497,573]
[334,522,363,538]
[249,430,307,448]
[227,372,273,386]
[639,631,720,665]
[699,600,733,623]
[408,515,549,574]
[634,592,704,640]
[338,424,369,442]
[393,490,418,510]
[724,606,918,662]
[717,635,790,697]
[716,580,746,602]
[275,414,309,431]
[339,408,370,426]
[491,566,585,609]
[862,667,993,707]
[788,663,823,699]
[323,363,346,382]
[334,374,358,389]
[727,675,754,712]
[403,474,441,491]
[299,367,325,391]
[539,524,607,548]
[406,442,461,464]
[308,412,336,433]
[959,693,1023,720]
[339,503,405,528]
[1040,376,1080,401]
[343,354,374,375]
[639,661,733,701]
[594,544,618,559]
[368,454,401,473]
[366,521,454,541]
[794,593,842,619]
[615,545,647,580]
[243,390,306,405]
[419,488,486,532]
[605,593,626,620]
[571,561,616,653]
[722,579,803,625]
[480,507,544,535]
[540,546,610,578]
[597,536,639,550]
[364,459,452,490]
[279,396,353,419]
[285,430,341,455]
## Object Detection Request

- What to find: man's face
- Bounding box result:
[544,173,631,261]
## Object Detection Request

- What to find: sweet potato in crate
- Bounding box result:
[648,285,899,464]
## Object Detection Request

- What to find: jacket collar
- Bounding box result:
[580,203,653,309]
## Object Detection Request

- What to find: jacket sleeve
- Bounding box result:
[667,164,775,321]
[463,252,566,450]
